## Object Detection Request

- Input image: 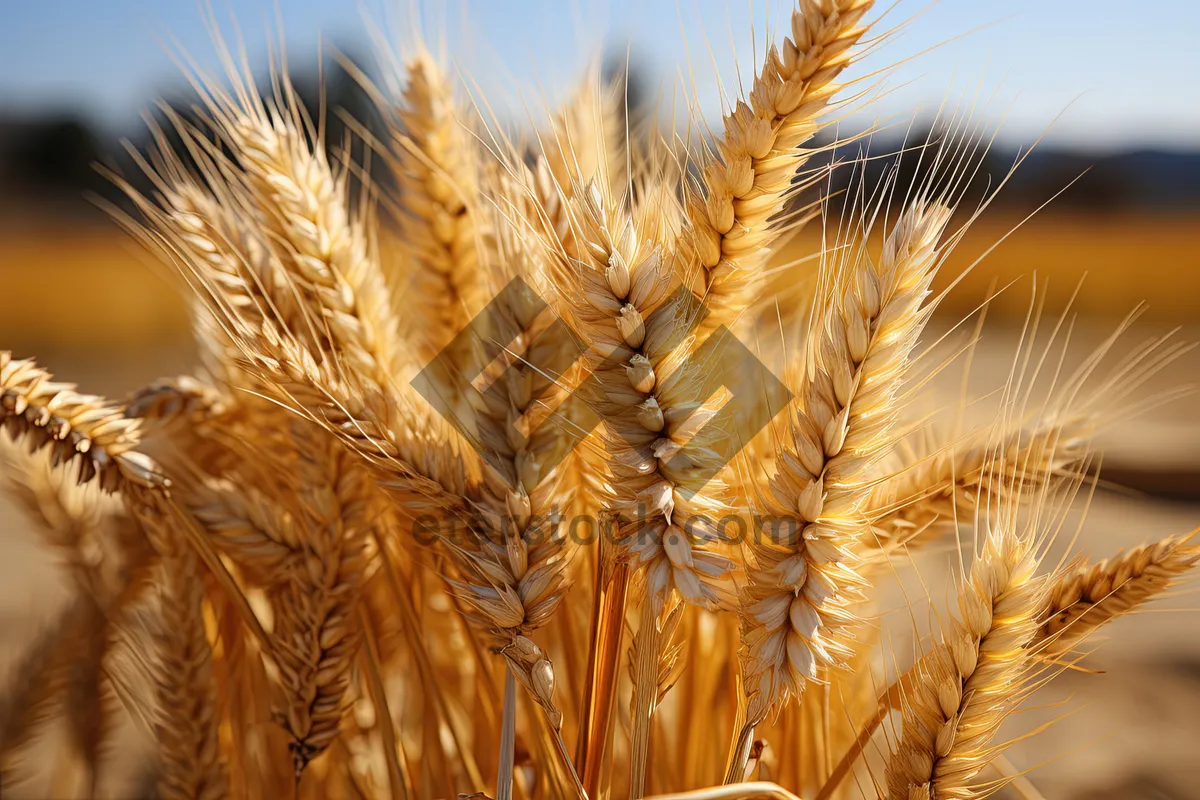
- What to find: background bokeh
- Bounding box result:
[1,2,1197,797]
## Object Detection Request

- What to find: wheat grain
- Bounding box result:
[0,353,162,492]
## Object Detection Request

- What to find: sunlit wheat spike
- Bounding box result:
[554,178,736,608]
[391,50,485,362]
[126,489,227,800]
[541,65,628,212]
[739,200,952,735]
[0,353,164,493]
[212,97,403,395]
[0,433,113,550]
[126,375,228,428]
[135,163,471,514]
[143,101,470,511]
[0,441,155,794]
[865,416,1093,561]
[189,478,299,581]
[884,525,1047,800]
[683,0,876,332]
[266,430,371,774]
[1037,534,1200,658]
[546,173,735,796]
[464,210,576,637]
[121,171,310,401]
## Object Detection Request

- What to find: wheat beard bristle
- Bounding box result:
[864,417,1092,561]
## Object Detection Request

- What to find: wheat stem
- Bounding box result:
[496,668,518,800]
[577,553,630,796]
[629,592,667,798]
[644,782,803,800]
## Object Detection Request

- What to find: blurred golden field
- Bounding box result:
[3,212,1199,350]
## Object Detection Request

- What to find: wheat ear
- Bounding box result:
[0,353,162,492]
[217,104,401,392]
[542,67,628,213]
[126,489,227,800]
[392,51,484,360]
[738,201,952,747]
[142,171,467,509]
[549,178,736,796]
[452,212,579,680]
[189,478,298,581]
[0,441,156,793]
[126,375,228,429]
[865,417,1092,561]
[561,179,736,605]
[1036,534,1200,658]
[885,527,1046,800]
[266,430,371,774]
[684,0,875,332]
[0,597,84,786]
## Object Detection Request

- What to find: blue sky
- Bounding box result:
[1,0,1197,152]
